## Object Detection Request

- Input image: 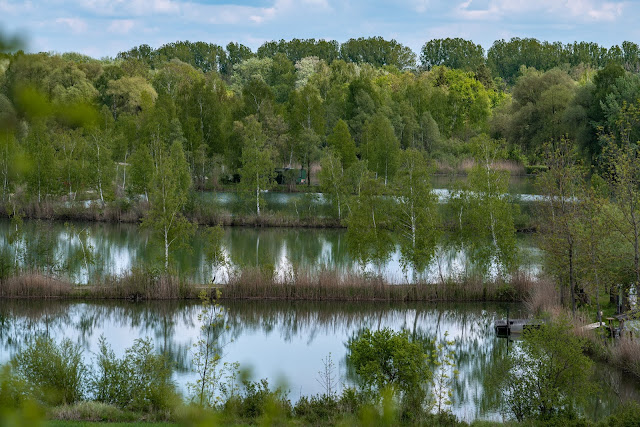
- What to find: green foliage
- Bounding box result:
[13,336,87,406]
[318,148,348,220]
[498,318,596,422]
[361,112,400,185]
[142,137,195,270]
[393,149,440,273]
[238,116,275,215]
[326,119,357,170]
[421,38,485,72]
[92,336,176,412]
[346,327,431,411]
[450,135,517,277]
[188,290,237,408]
[345,169,394,268]
[430,332,458,414]
[536,138,587,312]
[340,37,416,69]
[222,379,292,422]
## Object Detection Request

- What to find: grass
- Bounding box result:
[47,423,177,426]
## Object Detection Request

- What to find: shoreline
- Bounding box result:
[0,270,535,302]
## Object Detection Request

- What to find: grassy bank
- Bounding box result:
[0,269,535,302]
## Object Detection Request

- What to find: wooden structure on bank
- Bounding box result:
[494,318,544,337]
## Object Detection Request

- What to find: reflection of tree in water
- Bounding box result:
[0,300,199,373]
[0,299,635,419]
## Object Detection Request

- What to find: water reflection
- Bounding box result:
[0,221,541,285]
[0,300,634,422]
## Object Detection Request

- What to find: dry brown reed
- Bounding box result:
[86,269,198,300]
[609,337,640,378]
[0,273,72,298]
[523,276,560,316]
[436,158,527,176]
[190,209,342,228]
[0,268,537,302]
[219,267,535,302]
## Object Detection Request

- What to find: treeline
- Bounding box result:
[2,36,639,202]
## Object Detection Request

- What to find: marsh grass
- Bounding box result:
[220,267,535,302]
[1,268,536,302]
[0,273,72,298]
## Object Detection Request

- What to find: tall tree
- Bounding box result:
[393,149,440,274]
[143,139,194,271]
[238,117,275,216]
[318,149,348,221]
[601,106,640,311]
[536,138,585,312]
[420,38,485,72]
[361,113,399,185]
[326,119,357,170]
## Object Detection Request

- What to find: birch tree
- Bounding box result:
[238,117,275,216]
[393,149,440,273]
[143,139,194,271]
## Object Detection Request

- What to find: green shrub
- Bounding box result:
[294,394,339,424]
[346,327,431,413]
[223,379,291,421]
[91,336,176,413]
[601,402,640,427]
[13,336,87,406]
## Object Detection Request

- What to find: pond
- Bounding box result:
[0,299,634,422]
[196,175,541,215]
[0,220,542,284]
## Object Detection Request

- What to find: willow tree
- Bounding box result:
[144,139,194,271]
[393,149,440,274]
[238,117,275,216]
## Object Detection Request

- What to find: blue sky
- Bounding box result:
[1,0,638,59]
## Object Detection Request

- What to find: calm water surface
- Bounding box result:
[0,220,542,284]
[0,300,634,422]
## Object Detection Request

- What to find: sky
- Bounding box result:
[1,0,639,59]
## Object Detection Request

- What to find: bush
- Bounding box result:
[13,336,87,406]
[91,336,176,413]
[347,328,430,409]
[294,394,339,424]
[602,402,640,427]
[222,379,291,421]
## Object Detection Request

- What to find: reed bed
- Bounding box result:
[219,268,536,302]
[0,273,72,298]
[84,269,198,300]
[0,269,537,302]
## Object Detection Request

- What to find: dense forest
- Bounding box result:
[2,36,640,201]
[2,36,640,312]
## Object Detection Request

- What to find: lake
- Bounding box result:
[0,299,634,422]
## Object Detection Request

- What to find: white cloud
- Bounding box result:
[412,0,430,13]
[78,0,179,16]
[0,0,33,14]
[55,17,88,33]
[455,0,624,22]
[107,19,135,34]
